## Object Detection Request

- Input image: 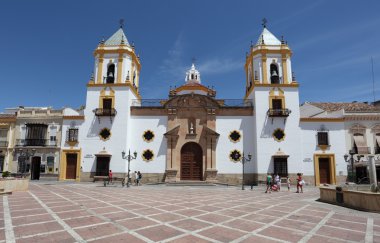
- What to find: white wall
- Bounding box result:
[300,122,347,176]
[215,116,255,174]
[253,87,302,174]
[129,116,167,173]
[79,86,137,173]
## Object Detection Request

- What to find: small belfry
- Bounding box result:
[245,19,295,97]
[90,21,141,91]
[185,62,201,84]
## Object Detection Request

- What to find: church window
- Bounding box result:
[191,74,194,79]
[143,130,155,142]
[229,130,241,143]
[99,128,111,141]
[270,63,279,84]
[106,64,115,83]
[273,128,285,142]
[229,150,242,162]
[317,132,329,146]
[142,149,154,162]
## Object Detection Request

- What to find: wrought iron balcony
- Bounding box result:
[267,109,291,117]
[93,108,117,117]
[16,139,50,147]
[0,141,8,147]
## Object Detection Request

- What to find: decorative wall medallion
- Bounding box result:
[142,149,154,162]
[273,128,285,142]
[229,130,241,143]
[143,130,155,142]
[99,128,111,141]
[229,150,242,162]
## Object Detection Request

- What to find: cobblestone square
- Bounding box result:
[0,183,379,242]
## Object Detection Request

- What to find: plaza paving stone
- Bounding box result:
[0,182,379,242]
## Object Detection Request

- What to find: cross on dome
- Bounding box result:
[185,62,201,84]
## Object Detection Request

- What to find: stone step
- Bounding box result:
[166,181,216,186]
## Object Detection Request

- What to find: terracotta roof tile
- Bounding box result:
[309,102,380,112]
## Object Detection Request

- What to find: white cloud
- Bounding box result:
[197,58,243,75]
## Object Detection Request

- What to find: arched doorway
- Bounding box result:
[181,142,203,180]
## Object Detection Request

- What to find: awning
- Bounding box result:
[353,134,369,154]
[376,135,380,147]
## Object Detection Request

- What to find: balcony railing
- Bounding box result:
[131,99,253,108]
[0,141,8,147]
[93,108,117,116]
[16,139,54,147]
[267,109,291,117]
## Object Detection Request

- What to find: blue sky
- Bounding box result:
[1,0,380,111]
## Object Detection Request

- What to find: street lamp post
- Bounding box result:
[343,149,362,183]
[235,152,252,190]
[121,150,137,188]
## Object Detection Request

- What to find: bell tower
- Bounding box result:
[90,24,141,91]
[245,20,302,183]
[79,22,142,181]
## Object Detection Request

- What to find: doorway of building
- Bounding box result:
[180,142,203,180]
[0,155,4,172]
[66,154,77,179]
[31,156,41,180]
[96,156,110,176]
[318,158,331,184]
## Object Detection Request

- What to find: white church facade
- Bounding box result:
[5,24,377,186]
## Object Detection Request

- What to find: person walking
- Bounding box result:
[108,170,113,184]
[287,176,291,192]
[296,173,303,193]
[275,174,281,191]
[137,171,142,186]
[265,173,272,193]
[134,171,138,186]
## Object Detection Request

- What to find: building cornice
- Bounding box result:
[300,117,344,122]
[63,115,85,120]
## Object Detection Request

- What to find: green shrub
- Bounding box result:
[2,171,10,178]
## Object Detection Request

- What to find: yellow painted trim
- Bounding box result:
[314,153,336,186]
[63,116,85,120]
[300,118,344,122]
[117,55,123,84]
[229,149,242,163]
[228,130,242,143]
[60,149,81,182]
[94,48,141,70]
[269,88,286,109]
[253,83,299,88]
[0,118,16,123]
[281,55,288,84]
[262,55,268,84]
[142,149,154,162]
[99,88,115,109]
[174,85,211,93]
[96,57,104,84]
[87,82,141,99]
[273,128,286,142]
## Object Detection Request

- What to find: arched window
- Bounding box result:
[191,74,194,79]
[106,64,115,83]
[270,64,279,84]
